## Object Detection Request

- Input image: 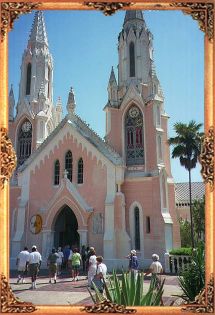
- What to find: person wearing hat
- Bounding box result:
[47,248,59,284]
[145,254,163,290]
[27,245,42,290]
[125,249,139,279]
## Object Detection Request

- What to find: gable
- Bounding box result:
[18,115,123,176]
[119,83,145,112]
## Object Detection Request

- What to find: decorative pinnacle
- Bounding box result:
[109,66,117,85]
[67,87,76,114]
[9,84,14,96]
[56,96,63,112]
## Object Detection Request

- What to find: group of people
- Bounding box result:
[16,245,42,289]
[16,244,107,290]
[16,245,162,292]
[126,249,163,288]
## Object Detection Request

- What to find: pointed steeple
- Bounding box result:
[28,11,48,47]
[108,67,118,107]
[67,87,76,115]
[124,10,144,24]
[118,10,153,90]
[9,84,15,121]
[109,66,117,85]
[56,97,63,111]
[55,97,63,125]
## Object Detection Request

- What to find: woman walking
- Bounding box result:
[71,248,82,281]
[87,248,97,288]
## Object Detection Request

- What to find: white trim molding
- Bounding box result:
[129,201,144,260]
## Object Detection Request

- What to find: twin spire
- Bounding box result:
[28,11,48,47]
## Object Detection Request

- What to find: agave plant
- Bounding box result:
[177,243,205,302]
[89,270,165,306]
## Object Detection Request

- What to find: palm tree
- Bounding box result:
[168,120,203,248]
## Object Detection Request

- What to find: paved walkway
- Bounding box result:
[10,273,183,306]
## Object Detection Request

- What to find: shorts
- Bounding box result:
[18,265,27,272]
[49,263,57,275]
[29,263,39,277]
[72,264,80,271]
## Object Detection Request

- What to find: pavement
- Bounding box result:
[10,271,183,306]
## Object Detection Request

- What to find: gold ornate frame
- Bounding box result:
[0,0,214,314]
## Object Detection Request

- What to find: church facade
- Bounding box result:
[9,10,180,269]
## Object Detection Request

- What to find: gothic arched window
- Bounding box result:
[26,63,32,95]
[77,158,83,184]
[17,120,32,165]
[65,150,72,182]
[134,207,140,250]
[125,106,144,165]
[129,42,135,77]
[54,160,60,185]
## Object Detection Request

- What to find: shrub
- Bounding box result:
[169,247,192,256]
[177,244,205,302]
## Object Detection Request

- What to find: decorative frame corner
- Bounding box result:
[0,273,36,313]
[181,273,214,313]
[0,2,40,41]
[170,2,214,41]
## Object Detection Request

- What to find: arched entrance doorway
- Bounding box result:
[54,205,80,249]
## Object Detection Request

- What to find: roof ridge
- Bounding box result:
[73,114,122,159]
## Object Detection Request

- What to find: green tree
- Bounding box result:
[179,218,192,247]
[192,196,205,242]
[168,120,203,248]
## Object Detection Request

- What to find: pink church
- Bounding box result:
[9,10,180,269]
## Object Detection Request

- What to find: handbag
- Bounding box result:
[92,276,104,292]
[92,266,104,292]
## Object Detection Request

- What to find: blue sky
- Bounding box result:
[9,10,204,183]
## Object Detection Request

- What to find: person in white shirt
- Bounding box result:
[56,247,64,275]
[92,256,107,293]
[16,247,29,284]
[87,249,97,287]
[27,245,42,289]
[145,254,163,289]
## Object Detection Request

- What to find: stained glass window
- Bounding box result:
[125,106,144,165]
[17,120,32,165]
[54,160,60,185]
[77,158,83,184]
[65,150,72,182]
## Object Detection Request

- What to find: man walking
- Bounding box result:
[27,245,42,290]
[16,246,29,283]
[47,248,59,284]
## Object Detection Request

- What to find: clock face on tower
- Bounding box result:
[29,215,42,234]
[129,106,139,118]
[22,121,31,133]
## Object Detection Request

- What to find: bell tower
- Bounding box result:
[104,10,168,173]
[10,11,57,166]
[16,11,55,152]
